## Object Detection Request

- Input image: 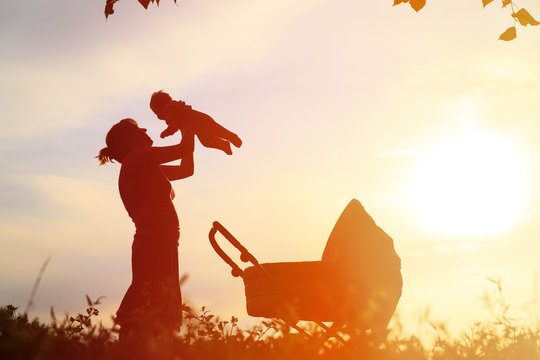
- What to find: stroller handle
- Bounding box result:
[209,221,260,278]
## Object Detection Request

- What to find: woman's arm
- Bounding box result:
[146,125,195,166]
[157,125,195,180]
[160,150,194,181]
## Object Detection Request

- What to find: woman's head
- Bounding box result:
[97,118,153,165]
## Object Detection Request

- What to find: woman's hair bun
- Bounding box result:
[97,146,114,165]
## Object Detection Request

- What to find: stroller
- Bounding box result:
[208,199,402,342]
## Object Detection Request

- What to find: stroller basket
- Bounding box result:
[209,221,365,324]
[244,261,349,322]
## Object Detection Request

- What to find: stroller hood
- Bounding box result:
[322,199,402,283]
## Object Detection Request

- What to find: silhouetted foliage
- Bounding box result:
[0,297,115,360]
[481,1,539,41]
[104,0,538,41]
[393,0,539,41]
[2,281,539,359]
[394,0,426,12]
[105,0,177,18]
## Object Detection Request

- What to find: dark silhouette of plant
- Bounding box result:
[105,0,176,18]
[390,0,539,41]
[24,256,50,314]
[482,1,540,41]
[0,296,116,360]
[2,282,539,359]
[103,0,538,41]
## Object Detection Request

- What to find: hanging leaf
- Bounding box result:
[410,0,426,12]
[499,26,516,40]
[482,0,495,8]
[502,0,511,8]
[512,8,540,26]
[104,0,119,19]
[139,0,151,9]
[393,0,409,5]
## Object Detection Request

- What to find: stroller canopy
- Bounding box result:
[323,199,401,279]
[322,199,402,328]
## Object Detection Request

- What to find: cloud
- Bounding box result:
[0,173,131,255]
[0,0,326,140]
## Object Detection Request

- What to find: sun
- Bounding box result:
[408,130,529,237]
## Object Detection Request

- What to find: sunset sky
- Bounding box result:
[1,0,540,337]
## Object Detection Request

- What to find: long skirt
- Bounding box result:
[116,228,182,332]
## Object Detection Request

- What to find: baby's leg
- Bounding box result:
[211,123,242,148]
[198,135,232,155]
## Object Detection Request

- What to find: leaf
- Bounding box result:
[482,0,494,7]
[104,0,120,19]
[512,8,540,26]
[502,0,511,8]
[85,294,92,307]
[139,0,151,9]
[393,0,409,5]
[499,26,517,40]
[410,0,426,12]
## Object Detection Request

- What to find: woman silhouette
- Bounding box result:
[97,118,194,346]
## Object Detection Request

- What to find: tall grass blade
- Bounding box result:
[24,256,51,314]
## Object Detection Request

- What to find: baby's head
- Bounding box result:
[150,90,173,120]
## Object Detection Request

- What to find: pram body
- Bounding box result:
[208,199,402,339]
[244,260,349,322]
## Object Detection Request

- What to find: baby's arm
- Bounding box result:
[160,101,193,138]
[160,124,179,138]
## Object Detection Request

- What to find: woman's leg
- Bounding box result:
[117,238,182,341]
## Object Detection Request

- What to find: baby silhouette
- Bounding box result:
[150,90,242,155]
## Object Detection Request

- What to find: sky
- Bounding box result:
[1,0,540,338]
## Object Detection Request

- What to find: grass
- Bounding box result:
[1,280,539,359]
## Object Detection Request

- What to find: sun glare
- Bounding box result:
[408,130,528,237]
